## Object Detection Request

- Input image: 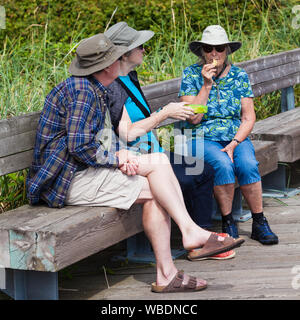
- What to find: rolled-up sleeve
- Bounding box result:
[178,65,202,97]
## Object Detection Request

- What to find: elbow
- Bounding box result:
[126,133,138,142]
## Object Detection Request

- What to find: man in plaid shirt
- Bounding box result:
[26,31,243,293]
[27,34,127,208]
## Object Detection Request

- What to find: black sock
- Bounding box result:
[222,213,235,224]
[252,212,264,223]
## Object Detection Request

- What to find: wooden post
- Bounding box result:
[1,269,58,300]
[281,86,295,112]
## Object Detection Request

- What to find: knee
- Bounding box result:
[141,152,170,170]
[215,159,234,175]
[235,158,259,176]
[149,152,169,165]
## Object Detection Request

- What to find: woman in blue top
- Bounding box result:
[179,25,278,244]
[105,23,217,233]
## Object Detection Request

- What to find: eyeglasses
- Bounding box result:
[202,44,226,53]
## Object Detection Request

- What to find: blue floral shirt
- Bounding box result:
[178,64,254,141]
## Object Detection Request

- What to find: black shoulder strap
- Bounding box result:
[116,77,151,118]
[129,71,152,110]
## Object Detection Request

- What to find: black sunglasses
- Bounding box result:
[202,44,226,53]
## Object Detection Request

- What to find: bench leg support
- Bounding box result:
[262,164,300,198]
[1,268,58,300]
[281,86,295,112]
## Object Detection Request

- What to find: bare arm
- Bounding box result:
[234,97,256,142]
[180,62,216,125]
[117,103,194,142]
[221,97,256,162]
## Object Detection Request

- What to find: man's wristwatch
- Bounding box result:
[232,138,241,144]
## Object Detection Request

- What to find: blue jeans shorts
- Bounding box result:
[187,138,261,186]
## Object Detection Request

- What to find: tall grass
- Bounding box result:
[0,0,300,211]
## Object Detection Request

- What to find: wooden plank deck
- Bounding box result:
[1,193,300,301]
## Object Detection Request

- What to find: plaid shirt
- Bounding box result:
[27,76,119,208]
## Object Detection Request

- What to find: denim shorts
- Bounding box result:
[187,138,261,186]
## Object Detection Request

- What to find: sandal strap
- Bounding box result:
[186,275,197,289]
[167,271,197,291]
[163,270,184,292]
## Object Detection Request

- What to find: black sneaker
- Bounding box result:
[222,219,239,239]
[251,217,278,245]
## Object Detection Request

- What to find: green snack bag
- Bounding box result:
[187,104,208,114]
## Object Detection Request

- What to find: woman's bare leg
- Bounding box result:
[214,183,235,216]
[136,179,206,287]
[240,181,263,213]
[135,153,214,249]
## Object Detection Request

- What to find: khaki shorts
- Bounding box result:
[65,166,146,210]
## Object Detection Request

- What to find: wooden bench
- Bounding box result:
[0,113,145,299]
[0,48,299,300]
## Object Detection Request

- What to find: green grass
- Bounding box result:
[0,1,299,118]
[0,0,300,211]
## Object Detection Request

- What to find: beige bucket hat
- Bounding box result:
[189,25,241,56]
[69,33,128,76]
[104,21,154,51]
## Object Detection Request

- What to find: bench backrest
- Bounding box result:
[1,48,300,176]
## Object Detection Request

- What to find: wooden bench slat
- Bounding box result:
[0,112,40,139]
[0,204,143,272]
[238,48,300,73]
[142,77,180,100]
[54,204,143,270]
[252,72,300,97]
[251,107,300,162]
[0,205,87,230]
[0,149,33,176]
[0,130,36,158]
[249,61,300,86]
[147,92,180,111]
[251,140,278,176]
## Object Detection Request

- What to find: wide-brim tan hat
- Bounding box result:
[189,25,241,56]
[104,21,154,51]
[69,33,128,76]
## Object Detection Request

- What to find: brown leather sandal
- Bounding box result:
[188,233,244,261]
[151,270,207,293]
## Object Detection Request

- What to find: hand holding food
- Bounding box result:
[162,102,195,120]
[186,104,208,114]
[212,59,218,67]
[202,61,217,85]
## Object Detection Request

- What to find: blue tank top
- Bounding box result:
[118,75,164,153]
